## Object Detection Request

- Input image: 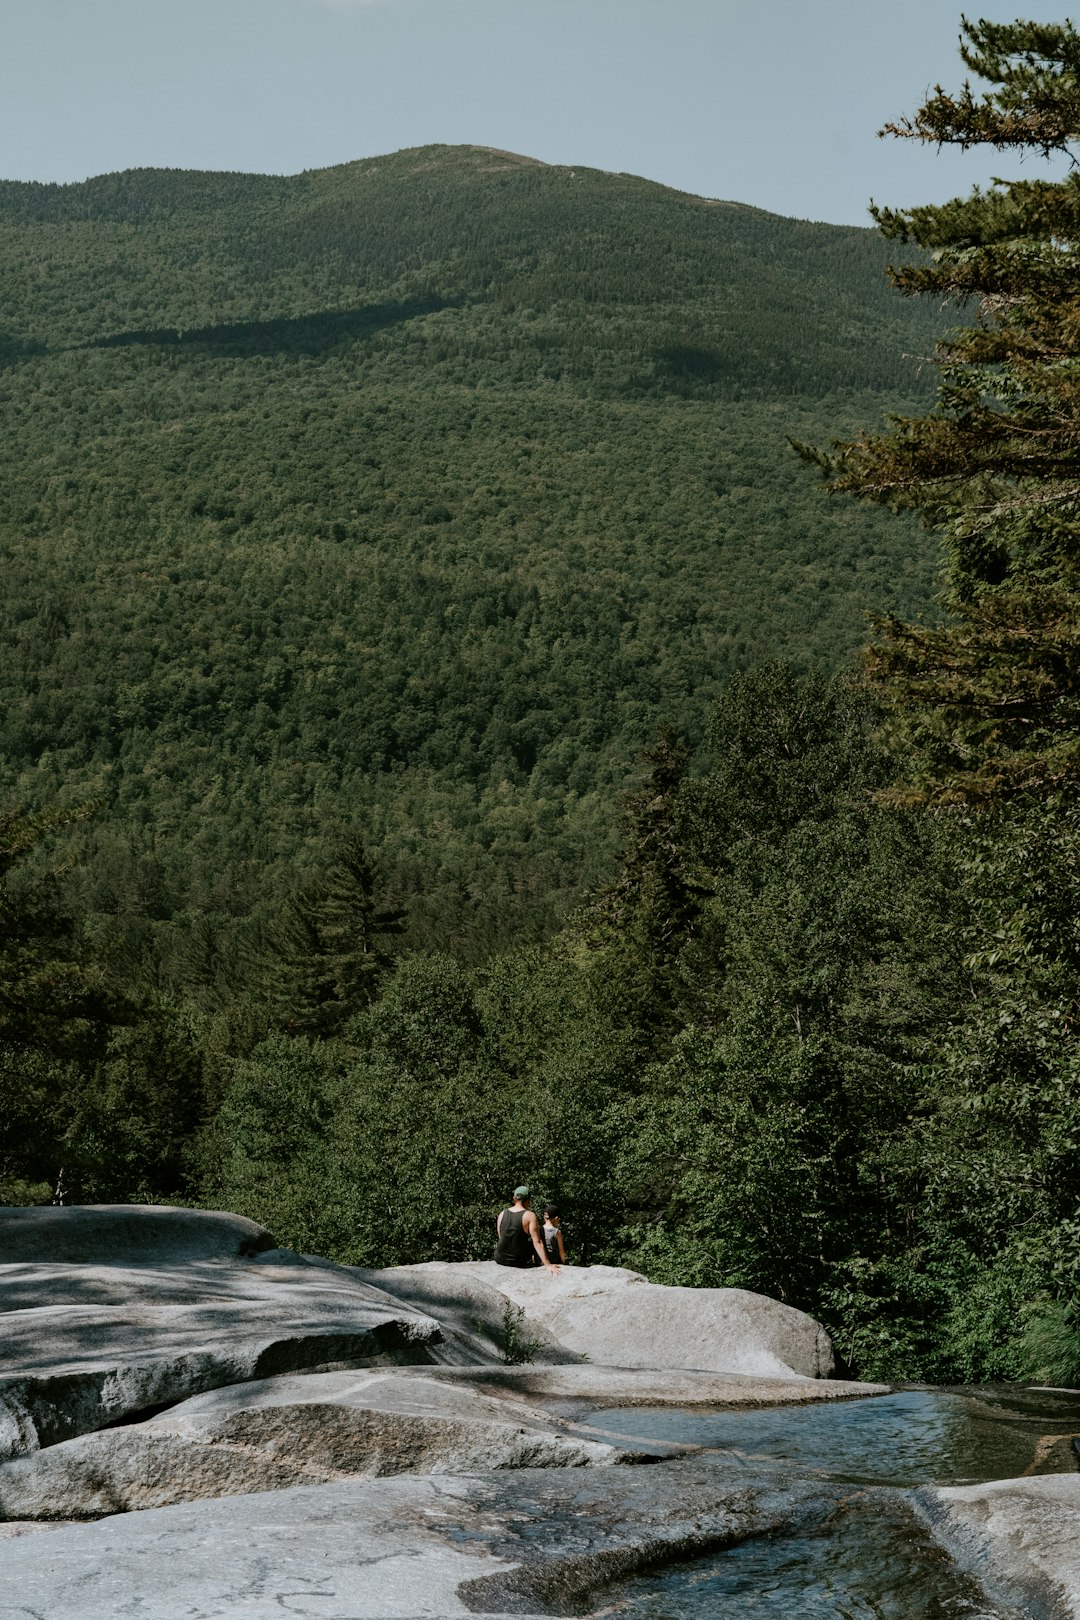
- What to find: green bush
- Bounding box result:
[1021,1303,1080,1390]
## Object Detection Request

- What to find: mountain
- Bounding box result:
[0,145,944,967]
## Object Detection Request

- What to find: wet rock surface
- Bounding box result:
[389,1361,888,1409]
[0,1464,814,1620]
[920,1473,1080,1620]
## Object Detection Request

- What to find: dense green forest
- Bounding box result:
[0,144,942,965]
[6,33,1080,1392]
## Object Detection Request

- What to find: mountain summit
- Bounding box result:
[3,144,933,398]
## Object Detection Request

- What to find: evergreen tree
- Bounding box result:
[252,836,402,1035]
[0,804,110,1202]
[799,19,1080,1379]
[586,727,706,1040]
[0,805,111,1057]
[802,19,1080,802]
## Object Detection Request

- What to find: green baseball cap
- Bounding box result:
[513,1184,530,1199]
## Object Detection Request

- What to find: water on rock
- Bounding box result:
[573,1388,1080,1620]
[598,1494,1025,1620]
[573,1387,1080,1486]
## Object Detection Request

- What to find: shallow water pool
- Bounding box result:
[595,1492,1025,1620]
[578,1386,1080,1486]
[569,1388,1080,1619]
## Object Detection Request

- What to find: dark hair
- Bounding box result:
[543,1205,560,1220]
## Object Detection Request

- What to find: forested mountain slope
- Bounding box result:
[0,145,944,965]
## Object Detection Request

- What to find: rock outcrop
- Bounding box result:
[0,1204,904,1617]
[1,1211,844,1476]
[0,1462,823,1620]
[0,1204,277,1266]
[920,1473,1080,1620]
[364,1260,835,1378]
[0,1369,640,1520]
[0,1207,443,1460]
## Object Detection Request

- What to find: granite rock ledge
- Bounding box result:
[0,1204,891,1620]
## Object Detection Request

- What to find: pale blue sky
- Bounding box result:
[0,0,1067,224]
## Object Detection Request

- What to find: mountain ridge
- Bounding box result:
[0,143,868,226]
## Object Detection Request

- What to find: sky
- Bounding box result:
[0,0,1068,226]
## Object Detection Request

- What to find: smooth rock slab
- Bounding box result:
[0,1215,444,1459]
[0,1205,276,1266]
[365,1261,835,1379]
[396,1362,888,1410]
[920,1473,1080,1620]
[0,1370,632,1519]
[0,1462,815,1620]
[351,1261,582,1367]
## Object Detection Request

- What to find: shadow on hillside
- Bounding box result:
[653,340,815,398]
[83,295,453,358]
[0,335,48,369]
[656,342,733,386]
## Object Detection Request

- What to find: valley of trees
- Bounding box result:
[0,144,942,963]
[4,19,1080,1386]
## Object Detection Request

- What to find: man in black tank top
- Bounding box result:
[494,1186,560,1271]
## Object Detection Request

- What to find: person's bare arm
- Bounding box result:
[524,1210,559,1272]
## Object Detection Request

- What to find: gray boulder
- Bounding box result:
[919,1473,1080,1620]
[0,1213,444,1460]
[0,1369,633,1520]
[366,1261,835,1378]
[0,1205,276,1266]
[352,1258,584,1366]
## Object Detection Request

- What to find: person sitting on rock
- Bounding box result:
[494,1185,560,1272]
[542,1205,567,1265]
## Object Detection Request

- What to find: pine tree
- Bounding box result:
[796,24,1080,1379]
[0,804,110,1054]
[252,836,402,1035]
[802,19,1080,802]
[586,727,706,1038]
[316,836,403,1013]
[0,804,117,1203]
